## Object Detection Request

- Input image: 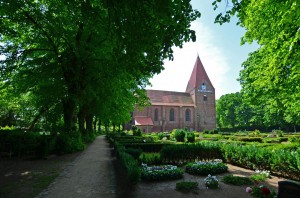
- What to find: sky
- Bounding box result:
[145,0,259,99]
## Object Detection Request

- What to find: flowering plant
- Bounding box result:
[141,163,183,181]
[204,174,219,189]
[186,160,228,175]
[246,185,277,198]
[250,170,271,182]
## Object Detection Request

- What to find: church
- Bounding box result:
[130,55,216,132]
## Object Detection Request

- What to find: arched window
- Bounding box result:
[154,108,158,121]
[169,108,174,121]
[203,95,207,101]
[185,109,191,122]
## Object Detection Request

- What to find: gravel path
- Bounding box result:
[37,136,117,198]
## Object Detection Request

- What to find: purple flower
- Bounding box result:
[246,187,252,193]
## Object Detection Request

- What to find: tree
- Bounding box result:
[0,0,201,132]
[214,0,300,125]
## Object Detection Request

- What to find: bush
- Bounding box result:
[125,148,143,159]
[139,153,162,165]
[133,128,142,136]
[237,137,263,143]
[115,143,141,184]
[176,181,198,193]
[141,164,183,181]
[186,160,228,175]
[222,175,253,185]
[55,131,85,154]
[160,142,223,164]
[203,129,209,134]
[175,129,185,142]
[209,129,219,134]
[186,132,195,143]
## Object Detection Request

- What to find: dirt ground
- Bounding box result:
[0,136,287,198]
[0,152,81,198]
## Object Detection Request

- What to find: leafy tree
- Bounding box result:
[0,0,201,132]
[214,0,300,126]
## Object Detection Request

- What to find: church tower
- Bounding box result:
[186,55,216,131]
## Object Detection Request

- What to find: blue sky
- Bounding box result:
[146,0,259,99]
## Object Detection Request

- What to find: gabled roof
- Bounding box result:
[146,90,195,106]
[135,117,153,126]
[186,55,214,93]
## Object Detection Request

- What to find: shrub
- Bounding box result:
[55,131,86,154]
[203,129,209,134]
[115,143,141,184]
[139,153,162,165]
[125,148,143,159]
[186,132,195,143]
[185,160,228,175]
[209,129,219,134]
[222,175,253,185]
[160,142,223,164]
[204,174,219,189]
[176,181,198,193]
[175,129,185,142]
[237,137,263,143]
[141,164,183,181]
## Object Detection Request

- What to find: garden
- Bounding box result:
[108,127,300,197]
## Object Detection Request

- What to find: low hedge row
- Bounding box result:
[114,143,141,184]
[160,142,223,164]
[123,142,174,153]
[0,130,92,158]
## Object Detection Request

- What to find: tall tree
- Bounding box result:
[0,0,201,132]
[214,0,300,125]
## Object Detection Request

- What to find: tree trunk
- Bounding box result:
[86,114,93,132]
[98,119,101,132]
[63,99,76,132]
[78,108,85,133]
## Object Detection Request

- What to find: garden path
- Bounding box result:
[36,136,117,198]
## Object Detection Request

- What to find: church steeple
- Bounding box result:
[185,55,214,93]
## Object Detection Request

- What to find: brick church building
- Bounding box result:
[130,55,216,132]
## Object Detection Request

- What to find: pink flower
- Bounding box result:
[246,187,252,193]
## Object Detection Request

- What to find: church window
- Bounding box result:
[204,95,207,101]
[185,109,191,122]
[154,108,158,121]
[169,108,175,121]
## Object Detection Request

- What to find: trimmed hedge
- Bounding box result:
[123,142,174,153]
[114,143,141,184]
[160,142,223,164]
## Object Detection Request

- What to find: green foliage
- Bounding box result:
[203,129,209,134]
[125,148,143,159]
[115,143,141,184]
[185,161,228,175]
[175,181,198,193]
[237,137,263,143]
[250,185,277,198]
[186,132,195,143]
[55,131,85,155]
[139,153,162,165]
[289,136,300,143]
[160,142,223,164]
[141,164,183,181]
[204,174,219,189]
[174,129,185,142]
[222,175,253,185]
[209,129,219,134]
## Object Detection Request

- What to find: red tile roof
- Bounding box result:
[186,55,214,92]
[146,90,195,106]
[135,117,153,126]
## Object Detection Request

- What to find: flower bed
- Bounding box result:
[141,164,184,181]
[204,174,219,189]
[186,160,228,175]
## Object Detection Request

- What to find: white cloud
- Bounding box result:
[146,21,235,99]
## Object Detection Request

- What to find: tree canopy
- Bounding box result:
[214,0,300,126]
[0,0,201,132]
